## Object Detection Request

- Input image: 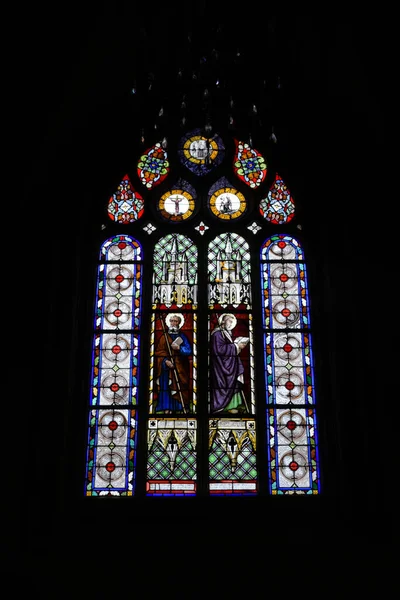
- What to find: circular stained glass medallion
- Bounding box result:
[179,129,225,175]
[157,180,197,222]
[209,186,246,220]
[158,190,195,222]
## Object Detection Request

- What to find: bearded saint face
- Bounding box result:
[168,316,181,332]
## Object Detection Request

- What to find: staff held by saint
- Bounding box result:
[155,313,192,414]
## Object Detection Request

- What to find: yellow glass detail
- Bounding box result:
[158,189,196,221]
[183,136,219,165]
[209,187,246,220]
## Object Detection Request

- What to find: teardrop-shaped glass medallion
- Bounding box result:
[233,139,267,188]
[208,177,247,220]
[157,179,197,222]
[259,173,295,224]
[107,174,144,223]
[179,129,225,175]
[137,142,170,189]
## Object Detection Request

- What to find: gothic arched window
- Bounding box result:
[147,233,198,495]
[85,235,142,496]
[261,234,319,494]
[84,131,321,497]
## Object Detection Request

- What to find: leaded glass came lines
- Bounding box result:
[261,234,320,494]
[85,235,142,496]
[85,127,322,499]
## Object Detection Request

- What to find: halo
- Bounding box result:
[218,313,237,329]
[165,313,185,328]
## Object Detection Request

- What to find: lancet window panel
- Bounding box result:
[149,233,198,415]
[85,235,143,496]
[261,234,320,495]
[207,231,257,494]
[146,233,198,496]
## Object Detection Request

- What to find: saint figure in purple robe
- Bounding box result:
[210,313,249,414]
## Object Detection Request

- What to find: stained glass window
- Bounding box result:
[179,128,225,175]
[208,177,247,220]
[107,174,144,223]
[85,235,142,496]
[208,233,257,494]
[261,234,320,494]
[85,129,321,499]
[194,221,209,235]
[147,234,198,495]
[137,141,170,188]
[259,173,295,224]
[157,179,197,222]
[233,139,267,188]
